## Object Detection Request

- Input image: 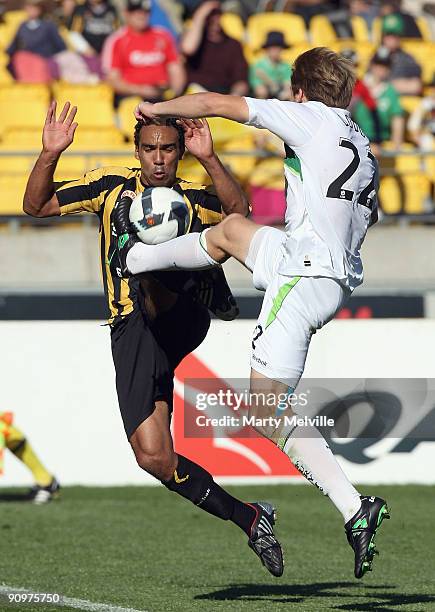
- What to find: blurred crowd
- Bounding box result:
[0,0,434,218]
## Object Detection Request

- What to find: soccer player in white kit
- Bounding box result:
[113,47,390,579]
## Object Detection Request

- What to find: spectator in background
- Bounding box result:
[103,0,185,106]
[347,0,379,30]
[181,1,248,96]
[380,0,422,38]
[378,14,422,94]
[69,0,119,55]
[341,48,382,153]
[354,53,405,149]
[249,31,292,100]
[7,0,66,81]
[408,91,435,150]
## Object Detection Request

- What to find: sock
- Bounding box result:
[6,426,53,487]
[163,454,256,536]
[127,230,219,275]
[280,425,361,523]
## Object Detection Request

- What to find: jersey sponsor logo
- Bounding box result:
[120,190,136,200]
[129,50,165,67]
[252,354,267,368]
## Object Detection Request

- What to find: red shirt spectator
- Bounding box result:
[103,0,185,104]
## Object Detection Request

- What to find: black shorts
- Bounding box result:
[111,295,210,439]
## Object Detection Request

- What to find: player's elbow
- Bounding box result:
[23,197,40,217]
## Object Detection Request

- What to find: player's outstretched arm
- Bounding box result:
[23,101,78,218]
[134,93,249,124]
[179,118,249,216]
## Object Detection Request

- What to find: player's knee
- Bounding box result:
[220,213,245,245]
[133,447,176,481]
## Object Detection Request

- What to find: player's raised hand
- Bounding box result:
[179,118,214,162]
[134,101,158,122]
[42,101,78,155]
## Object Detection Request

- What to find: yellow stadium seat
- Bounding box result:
[71,127,125,149]
[1,128,43,149]
[247,13,307,53]
[403,173,431,213]
[117,96,143,139]
[54,155,91,181]
[249,158,284,190]
[177,155,208,184]
[3,10,27,29]
[0,174,28,215]
[279,43,311,67]
[0,82,50,103]
[400,41,435,84]
[0,155,37,174]
[90,153,138,169]
[350,16,370,43]
[310,15,336,47]
[399,95,423,115]
[207,117,252,147]
[220,12,245,43]
[334,41,375,78]
[424,153,435,180]
[416,17,432,42]
[219,136,257,183]
[379,175,401,214]
[53,83,115,128]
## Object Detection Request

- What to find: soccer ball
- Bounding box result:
[129,187,190,245]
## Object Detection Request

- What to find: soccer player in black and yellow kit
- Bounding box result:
[0,412,60,504]
[22,101,284,577]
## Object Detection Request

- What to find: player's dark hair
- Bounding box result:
[134,118,185,155]
[291,47,356,109]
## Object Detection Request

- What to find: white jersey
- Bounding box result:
[245,97,379,292]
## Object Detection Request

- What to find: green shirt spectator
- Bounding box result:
[249,31,292,100]
[354,83,403,142]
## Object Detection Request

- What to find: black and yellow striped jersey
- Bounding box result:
[56,166,222,324]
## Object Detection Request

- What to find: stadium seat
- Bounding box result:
[71,127,125,149]
[416,17,432,42]
[54,156,91,181]
[0,155,38,174]
[90,153,138,170]
[220,12,245,43]
[177,155,208,184]
[207,117,252,147]
[379,175,402,214]
[1,127,44,149]
[117,96,143,139]
[219,136,257,183]
[0,174,28,215]
[379,173,432,214]
[249,158,284,190]
[399,95,423,115]
[246,13,307,53]
[0,83,50,136]
[402,174,432,213]
[350,16,370,43]
[334,41,375,78]
[310,15,336,47]
[400,41,435,84]
[53,83,115,128]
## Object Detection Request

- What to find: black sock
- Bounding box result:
[162,454,256,536]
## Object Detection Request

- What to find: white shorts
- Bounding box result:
[245,227,349,387]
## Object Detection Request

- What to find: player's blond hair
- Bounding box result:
[291,47,356,109]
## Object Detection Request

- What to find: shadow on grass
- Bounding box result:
[0,490,32,502]
[196,583,435,610]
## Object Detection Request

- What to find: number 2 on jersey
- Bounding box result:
[326,138,377,210]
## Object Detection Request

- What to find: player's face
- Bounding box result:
[135,125,181,187]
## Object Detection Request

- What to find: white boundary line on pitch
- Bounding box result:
[0,585,147,612]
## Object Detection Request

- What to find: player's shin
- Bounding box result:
[162,454,256,535]
[279,425,362,523]
[126,230,219,275]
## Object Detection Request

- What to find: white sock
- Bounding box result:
[281,425,361,523]
[126,230,219,275]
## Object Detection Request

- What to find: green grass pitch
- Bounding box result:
[0,484,433,612]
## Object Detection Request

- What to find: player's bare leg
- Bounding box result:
[130,397,284,577]
[249,368,390,578]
